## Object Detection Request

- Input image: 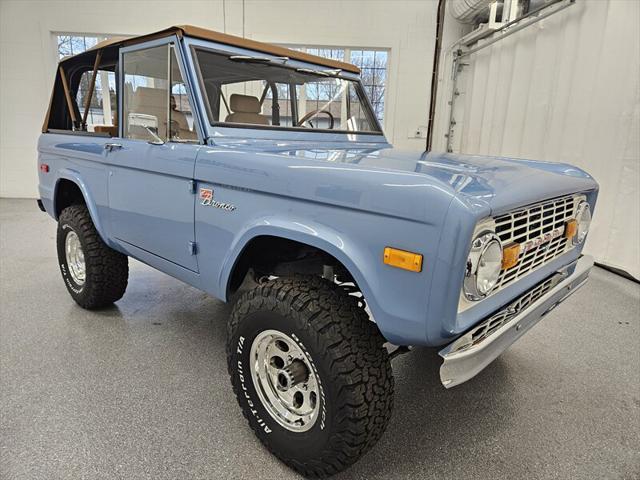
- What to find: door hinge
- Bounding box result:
[188,180,197,194]
[188,241,198,255]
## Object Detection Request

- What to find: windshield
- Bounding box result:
[193,48,382,134]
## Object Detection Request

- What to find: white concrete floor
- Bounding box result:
[1,198,639,479]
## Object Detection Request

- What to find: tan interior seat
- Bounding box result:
[170,107,197,140]
[126,88,197,140]
[92,111,118,137]
[94,125,117,136]
[128,87,168,139]
[225,94,269,125]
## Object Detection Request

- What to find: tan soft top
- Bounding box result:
[63,24,360,74]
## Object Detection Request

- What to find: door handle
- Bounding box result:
[104,143,122,152]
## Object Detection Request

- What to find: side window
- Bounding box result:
[122,44,197,142]
[76,70,116,132]
[169,49,198,142]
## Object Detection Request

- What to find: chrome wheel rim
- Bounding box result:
[65,230,85,285]
[249,329,320,432]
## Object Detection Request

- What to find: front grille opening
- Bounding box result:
[492,194,581,291]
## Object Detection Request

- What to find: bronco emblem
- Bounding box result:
[199,188,213,203]
[199,187,236,211]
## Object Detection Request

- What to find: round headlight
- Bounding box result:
[574,201,592,245]
[464,231,503,301]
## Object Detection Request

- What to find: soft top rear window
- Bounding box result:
[44,44,120,136]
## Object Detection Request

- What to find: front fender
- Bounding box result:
[219,216,434,346]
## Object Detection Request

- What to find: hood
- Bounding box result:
[203,139,598,222]
[367,147,598,214]
[244,140,598,215]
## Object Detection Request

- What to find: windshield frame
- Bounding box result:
[190,44,384,136]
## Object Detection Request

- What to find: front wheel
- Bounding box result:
[227,277,394,478]
[57,204,128,309]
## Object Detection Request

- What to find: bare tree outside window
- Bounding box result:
[57,34,100,59]
[290,46,388,125]
[56,34,116,130]
[350,49,387,122]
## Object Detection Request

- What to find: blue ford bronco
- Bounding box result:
[38,25,598,477]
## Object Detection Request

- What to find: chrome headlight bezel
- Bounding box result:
[573,201,592,245]
[463,230,503,301]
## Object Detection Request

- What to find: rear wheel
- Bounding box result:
[227,276,394,477]
[57,204,128,309]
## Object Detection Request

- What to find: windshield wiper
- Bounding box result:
[229,55,272,63]
[229,55,290,65]
[296,68,330,76]
[296,68,343,77]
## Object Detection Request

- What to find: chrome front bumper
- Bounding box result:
[439,255,594,388]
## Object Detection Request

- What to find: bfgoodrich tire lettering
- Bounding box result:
[57,204,128,309]
[227,276,394,478]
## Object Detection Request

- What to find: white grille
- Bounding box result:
[493,194,582,291]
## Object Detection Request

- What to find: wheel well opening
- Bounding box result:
[55,179,85,218]
[228,235,358,296]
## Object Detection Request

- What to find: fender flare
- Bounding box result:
[219,219,384,325]
[53,168,109,244]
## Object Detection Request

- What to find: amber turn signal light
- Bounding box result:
[383,247,423,273]
[502,243,520,270]
[565,219,578,239]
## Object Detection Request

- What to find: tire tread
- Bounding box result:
[58,205,128,309]
[227,276,393,478]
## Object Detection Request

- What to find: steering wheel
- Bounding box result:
[297,109,335,129]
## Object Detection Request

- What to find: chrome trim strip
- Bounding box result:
[440,255,594,388]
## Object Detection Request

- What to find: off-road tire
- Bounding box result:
[227,276,394,478]
[57,204,128,309]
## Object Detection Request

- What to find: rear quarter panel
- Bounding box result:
[37,133,114,247]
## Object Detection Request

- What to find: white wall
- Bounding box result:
[432,0,640,278]
[0,0,442,199]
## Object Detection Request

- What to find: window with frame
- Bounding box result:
[122,44,197,142]
[194,48,381,134]
[57,34,102,59]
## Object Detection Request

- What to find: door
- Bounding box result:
[107,38,201,271]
